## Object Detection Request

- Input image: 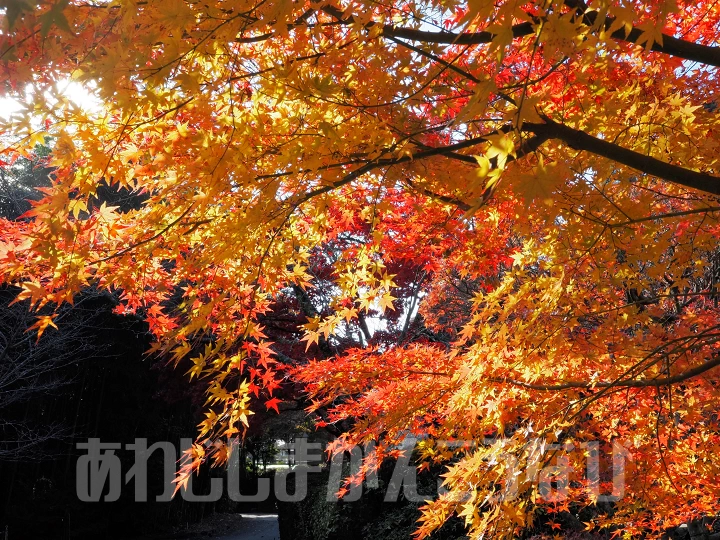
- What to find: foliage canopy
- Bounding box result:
[2,0,720,536]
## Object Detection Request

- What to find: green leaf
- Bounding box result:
[1,0,32,29]
[39,0,73,36]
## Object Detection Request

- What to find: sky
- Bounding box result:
[0,79,100,120]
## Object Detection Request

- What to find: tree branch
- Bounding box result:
[608,206,720,228]
[564,0,720,67]
[493,354,720,391]
[294,129,513,204]
[379,8,720,67]
[523,118,720,195]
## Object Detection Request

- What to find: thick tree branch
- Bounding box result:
[564,0,720,67]
[523,118,720,195]
[356,311,373,345]
[380,22,532,46]
[378,8,720,67]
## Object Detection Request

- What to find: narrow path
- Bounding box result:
[210,513,279,540]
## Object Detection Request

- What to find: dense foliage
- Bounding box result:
[2,0,720,537]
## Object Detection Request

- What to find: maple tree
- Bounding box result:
[2,0,720,537]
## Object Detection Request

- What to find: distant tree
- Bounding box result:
[0,288,108,460]
[0,151,114,460]
[0,146,52,220]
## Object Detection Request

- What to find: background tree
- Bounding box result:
[0,150,84,460]
[0,145,52,220]
[0,151,241,538]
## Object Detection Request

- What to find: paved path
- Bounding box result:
[211,514,279,540]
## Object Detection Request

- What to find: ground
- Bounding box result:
[209,513,279,540]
